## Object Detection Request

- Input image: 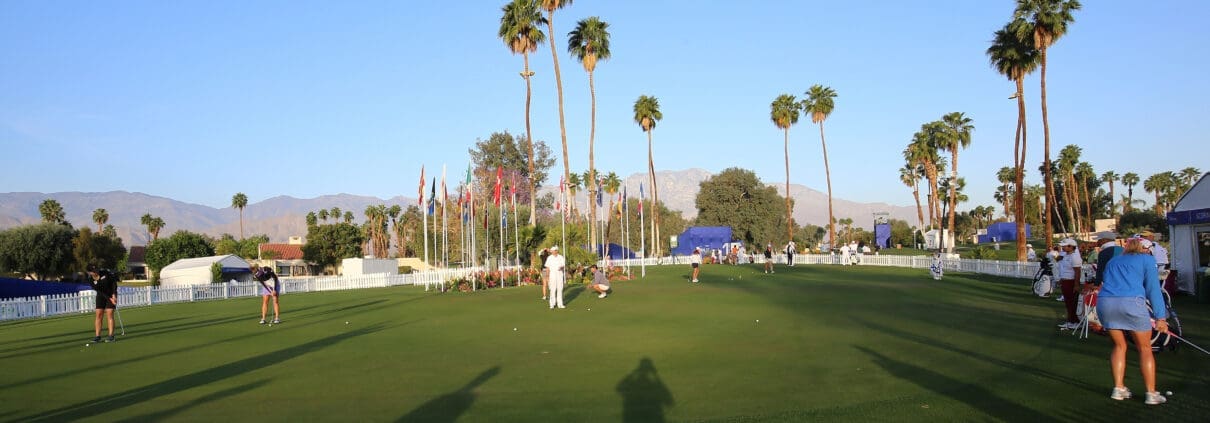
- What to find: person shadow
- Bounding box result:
[564,285,585,304]
[396,366,501,423]
[616,357,674,422]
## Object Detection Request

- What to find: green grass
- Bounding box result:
[3,264,1208,422]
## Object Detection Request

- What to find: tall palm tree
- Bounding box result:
[344,211,354,224]
[1143,173,1167,215]
[838,218,854,242]
[1075,162,1095,229]
[1122,172,1140,213]
[803,85,838,248]
[499,0,547,225]
[231,192,248,239]
[568,16,611,250]
[988,19,1039,260]
[633,95,663,257]
[141,213,165,241]
[602,171,621,252]
[770,94,801,243]
[939,111,974,250]
[1015,0,1080,248]
[540,0,573,209]
[566,172,581,219]
[92,208,109,232]
[996,166,1016,218]
[39,199,66,224]
[904,129,941,230]
[1180,167,1202,186]
[1058,145,1082,233]
[331,207,341,223]
[1101,171,1119,217]
[317,209,329,224]
[899,163,925,230]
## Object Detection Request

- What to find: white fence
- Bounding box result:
[0,266,510,322]
[1,255,1039,322]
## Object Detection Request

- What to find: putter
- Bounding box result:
[110,298,125,336]
[1168,331,1210,356]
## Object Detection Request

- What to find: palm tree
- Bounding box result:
[838,218,854,242]
[899,164,925,230]
[996,166,1016,217]
[1122,172,1140,213]
[331,207,341,223]
[904,129,941,230]
[540,0,573,210]
[1058,145,1082,233]
[803,85,838,248]
[1101,171,1119,217]
[39,199,66,224]
[231,192,248,239]
[1015,0,1080,248]
[566,172,581,219]
[1180,167,1202,186]
[141,213,165,241]
[602,171,621,253]
[938,111,974,250]
[1143,173,1168,215]
[92,208,109,232]
[988,19,1039,260]
[317,209,330,224]
[344,211,354,224]
[498,0,547,226]
[1075,162,1095,229]
[770,94,801,243]
[634,95,663,257]
[306,211,318,228]
[568,16,611,250]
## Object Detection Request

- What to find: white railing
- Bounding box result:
[603,254,1039,280]
[0,266,516,322]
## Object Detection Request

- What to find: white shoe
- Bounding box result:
[1056,296,1065,302]
[598,293,607,298]
[557,306,566,309]
[1110,387,1132,401]
[1058,322,1078,330]
[692,279,699,283]
[1145,391,1167,405]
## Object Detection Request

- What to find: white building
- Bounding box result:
[1167,172,1210,294]
[159,255,252,287]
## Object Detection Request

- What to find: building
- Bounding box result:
[256,241,317,277]
[1166,172,1210,294]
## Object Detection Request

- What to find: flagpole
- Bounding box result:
[512,175,520,268]
[640,184,646,278]
[624,190,631,277]
[442,165,448,270]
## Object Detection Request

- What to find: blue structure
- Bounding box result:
[591,243,637,260]
[671,226,733,256]
[978,222,1031,243]
[874,223,891,248]
[0,278,92,300]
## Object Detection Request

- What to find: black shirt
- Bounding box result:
[92,270,118,297]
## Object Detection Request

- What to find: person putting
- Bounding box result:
[689,248,702,283]
[589,264,610,298]
[1097,237,1170,405]
[252,264,281,324]
[86,265,118,343]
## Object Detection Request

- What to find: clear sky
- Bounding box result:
[2,0,1207,212]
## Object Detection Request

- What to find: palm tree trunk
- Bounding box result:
[239,208,244,240]
[784,128,793,243]
[588,70,597,253]
[1082,178,1092,232]
[647,130,660,257]
[925,164,937,229]
[546,15,571,225]
[948,148,958,250]
[820,122,835,248]
[1014,78,1028,262]
[1108,182,1116,218]
[912,182,924,230]
[522,53,538,226]
[1041,47,1054,249]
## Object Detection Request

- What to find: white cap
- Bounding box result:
[1136,238,1154,249]
[549,245,559,251]
[1059,238,1078,247]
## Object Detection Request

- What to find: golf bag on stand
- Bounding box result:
[1032,256,1054,297]
[1146,290,1184,353]
[1073,285,1105,339]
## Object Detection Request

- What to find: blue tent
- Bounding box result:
[671,226,733,256]
[978,222,1031,243]
[0,278,92,300]
[589,243,637,260]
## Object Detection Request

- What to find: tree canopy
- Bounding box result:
[302,222,364,272]
[0,223,77,280]
[144,231,216,275]
[468,130,555,202]
[694,168,788,247]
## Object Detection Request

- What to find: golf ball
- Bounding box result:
[1166,391,1173,395]
[756,319,760,322]
[513,327,517,331]
[85,343,90,347]
[345,321,349,324]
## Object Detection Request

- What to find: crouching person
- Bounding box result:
[589,265,611,298]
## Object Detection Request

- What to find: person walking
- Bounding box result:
[86,265,118,343]
[252,264,282,324]
[764,243,774,274]
[785,240,797,267]
[689,248,702,283]
[1056,239,1083,330]
[1096,237,1170,405]
[545,246,566,309]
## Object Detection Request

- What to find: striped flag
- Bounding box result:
[493,167,503,206]
[418,165,425,207]
[638,183,644,215]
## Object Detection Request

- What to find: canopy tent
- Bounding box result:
[671,227,733,256]
[159,255,252,287]
[1167,172,1210,294]
[591,243,637,260]
[977,222,1031,243]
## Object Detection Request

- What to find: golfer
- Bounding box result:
[539,247,551,300]
[252,264,282,324]
[764,243,774,274]
[785,240,796,266]
[1056,238,1083,330]
[588,265,610,298]
[87,265,118,343]
[1096,237,1169,405]
[545,246,566,309]
[689,248,702,282]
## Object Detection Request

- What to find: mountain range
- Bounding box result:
[0,169,918,246]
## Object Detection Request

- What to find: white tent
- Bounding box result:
[160,255,252,287]
[341,258,399,276]
[1167,172,1210,294]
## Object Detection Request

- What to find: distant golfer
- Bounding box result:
[784,240,796,267]
[1096,237,1169,405]
[539,247,551,300]
[545,246,566,309]
[86,265,118,343]
[252,264,281,324]
[689,248,702,283]
[764,243,774,274]
[588,265,610,298]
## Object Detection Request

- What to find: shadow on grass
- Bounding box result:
[858,346,1053,421]
[565,285,585,305]
[616,357,674,423]
[26,323,389,422]
[396,365,500,423]
[119,379,270,422]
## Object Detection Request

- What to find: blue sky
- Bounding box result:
[2,0,1207,212]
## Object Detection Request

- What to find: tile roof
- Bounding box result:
[259,243,305,260]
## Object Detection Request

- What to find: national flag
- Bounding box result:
[428,177,436,215]
[502,212,507,228]
[440,165,447,206]
[623,186,628,212]
[510,173,517,208]
[493,167,503,206]
[418,165,425,207]
[464,163,473,204]
[638,183,644,215]
[596,178,604,207]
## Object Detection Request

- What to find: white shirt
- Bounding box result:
[690,252,702,264]
[544,254,566,283]
[1057,249,1082,280]
[1152,243,1169,265]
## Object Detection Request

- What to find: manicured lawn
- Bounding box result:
[2,263,1208,421]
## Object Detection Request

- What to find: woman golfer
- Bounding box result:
[689,248,702,283]
[1096,237,1169,405]
[252,264,282,324]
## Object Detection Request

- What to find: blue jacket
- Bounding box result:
[1100,253,1167,319]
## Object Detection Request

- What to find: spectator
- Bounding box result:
[588,265,611,298]
[1056,239,1083,330]
[690,248,702,283]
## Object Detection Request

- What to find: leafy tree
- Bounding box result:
[499,0,547,224]
[0,223,76,280]
[1118,210,1168,239]
[144,230,216,277]
[568,16,611,249]
[231,192,248,239]
[468,131,555,205]
[888,219,915,249]
[73,227,127,274]
[211,262,223,283]
[302,222,364,273]
[92,208,109,232]
[215,234,269,259]
[803,85,838,247]
[695,168,787,248]
[39,199,67,225]
[770,93,800,243]
[634,94,663,257]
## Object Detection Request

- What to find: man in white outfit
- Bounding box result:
[1140,231,1168,271]
[545,246,567,309]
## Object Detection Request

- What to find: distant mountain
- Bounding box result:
[0,170,919,246]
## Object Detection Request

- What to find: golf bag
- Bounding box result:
[1147,290,1184,353]
[1073,287,1105,338]
[1032,256,1054,297]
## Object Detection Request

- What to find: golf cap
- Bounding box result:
[1059,238,1078,247]
[1095,231,1118,241]
[1133,237,1154,249]
[550,245,559,251]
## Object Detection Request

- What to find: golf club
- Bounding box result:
[1168,331,1210,356]
[110,297,125,336]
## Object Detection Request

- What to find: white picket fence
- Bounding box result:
[1,255,1040,322]
[0,266,512,322]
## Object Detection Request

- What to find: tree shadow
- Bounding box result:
[118,379,270,422]
[857,346,1053,421]
[396,365,501,423]
[26,323,390,422]
[616,357,674,423]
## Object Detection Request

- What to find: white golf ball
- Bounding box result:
[1166,391,1173,395]
[345,321,349,324]
[756,319,760,322]
[513,327,517,331]
[85,343,90,347]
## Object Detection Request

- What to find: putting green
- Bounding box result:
[2,264,1207,421]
